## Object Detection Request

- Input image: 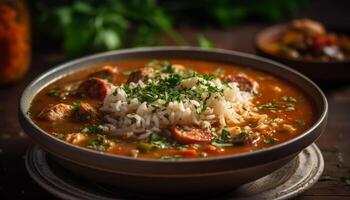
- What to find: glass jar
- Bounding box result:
[0,0,30,84]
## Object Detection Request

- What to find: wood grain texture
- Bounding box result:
[0,24,349,199]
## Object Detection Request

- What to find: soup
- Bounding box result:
[30,59,315,160]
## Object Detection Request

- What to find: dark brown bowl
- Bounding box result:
[19,47,328,194]
[255,24,350,82]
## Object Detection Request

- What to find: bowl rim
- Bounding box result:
[255,23,350,64]
[19,46,328,164]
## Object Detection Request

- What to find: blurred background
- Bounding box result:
[0,0,349,84]
[1,0,350,84]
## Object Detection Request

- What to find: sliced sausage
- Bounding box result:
[127,68,154,83]
[76,77,111,100]
[226,75,255,92]
[73,102,100,123]
[89,66,119,82]
[172,126,212,144]
[38,103,73,121]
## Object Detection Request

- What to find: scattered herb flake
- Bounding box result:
[264,137,278,144]
[72,102,81,111]
[81,126,103,134]
[259,102,279,110]
[215,68,225,74]
[46,89,59,97]
[295,120,305,127]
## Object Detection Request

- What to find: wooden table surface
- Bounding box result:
[0,24,349,199]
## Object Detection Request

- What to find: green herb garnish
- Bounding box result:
[264,137,278,144]
[72,102,81,111]
[81,126,103,134]
[87,135,108,152]
[259,102,279,110]
[295,120,305,127]
[46,89,59,97]
[56,132,66,140]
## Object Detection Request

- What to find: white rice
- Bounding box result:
[99,73,263,139]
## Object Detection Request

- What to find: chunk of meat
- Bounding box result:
[38,103,73,121]
[89,66,119,82]
[127,68,154,83]
[65,132,89,145]
[77,78,111,100]
[73,102,100,123]
[226,75,255,92]
[172,126,212,144]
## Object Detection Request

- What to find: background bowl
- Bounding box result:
[255,24,350,82]
[19,47,328,194]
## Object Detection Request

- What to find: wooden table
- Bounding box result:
[1,24,349,199]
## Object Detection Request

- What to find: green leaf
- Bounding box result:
[73,1,93,14]
[101,29,121,50]
[197,33,214,49]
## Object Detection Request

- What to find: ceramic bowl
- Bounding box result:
[19,47,328,194]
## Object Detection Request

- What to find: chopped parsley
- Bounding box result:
[295,120,305,127]
[72,102,81,111]
[259,102,279,110]
[46,89,59,97]
[56,132,66,140]
[81,126,103,134]
[214,68,225,74]
[138,132,175,152]
[211,129,233,147]
[87,135,108,151]
[264,137,278,144]
[117,69,225,106]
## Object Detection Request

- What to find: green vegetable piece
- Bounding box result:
[295,120,305,127]
[137,142,156,152]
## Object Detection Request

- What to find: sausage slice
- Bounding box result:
[89,66,119,82]
[127,68,154,83]
[225,75,255,92]
[172,126,212,144]
[77,78,111,100]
